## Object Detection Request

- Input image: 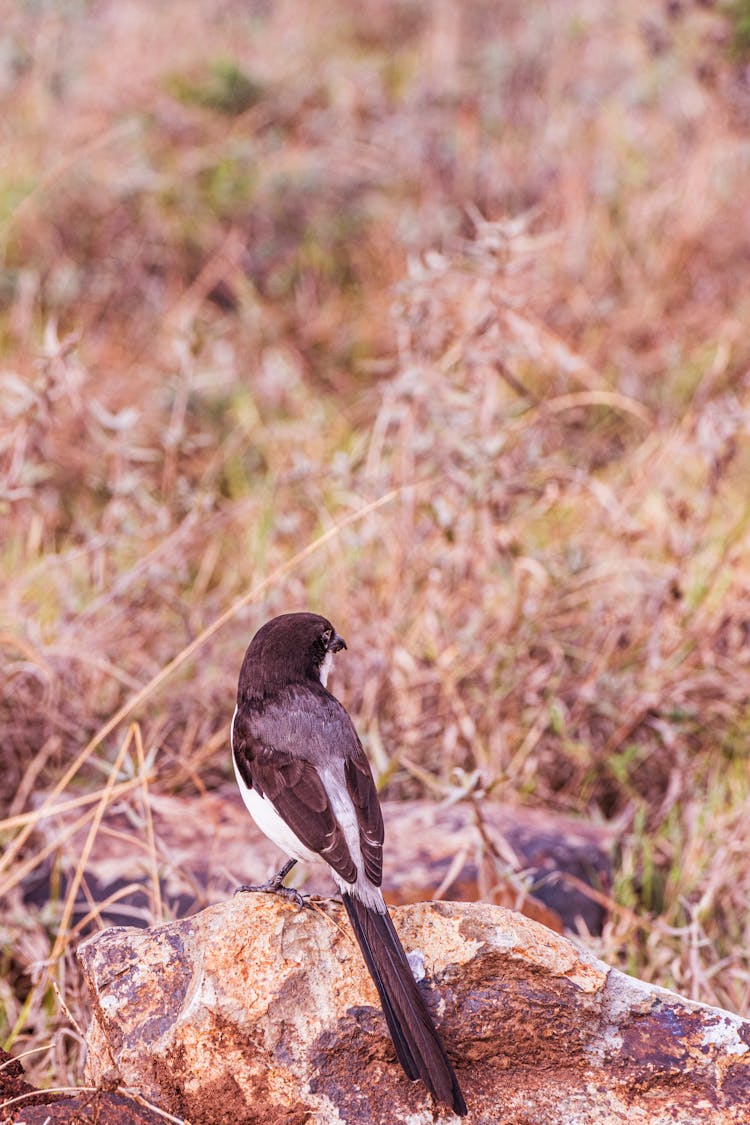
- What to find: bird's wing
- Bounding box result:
[233,684,383,887]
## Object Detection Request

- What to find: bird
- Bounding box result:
[231,611,467,1117]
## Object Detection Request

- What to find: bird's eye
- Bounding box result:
[322,627,332,645]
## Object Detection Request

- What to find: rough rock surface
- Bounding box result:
[79,896,750,1124]
[0,1047,163,1125]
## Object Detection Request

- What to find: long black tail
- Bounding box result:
[342,892,467,1116]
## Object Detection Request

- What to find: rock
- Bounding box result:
[78,896,750,1124]
[0,1047,163,1125]
[0,1047,37,1120]
[26,791,612,935]
[2,1094,164,1124]
[381,798,612,934]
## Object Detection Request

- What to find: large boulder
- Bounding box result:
[78,896,750,1123]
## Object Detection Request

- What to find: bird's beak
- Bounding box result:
[329,632,347,653]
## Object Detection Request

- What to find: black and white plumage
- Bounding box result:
[231,612,467,1116]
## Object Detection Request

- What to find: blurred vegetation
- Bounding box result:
[166,60,265,117]
[726,0,750,57]
[2,0,750,1096]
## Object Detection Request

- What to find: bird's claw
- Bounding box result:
[234,858,306,907]
[234,879,307,908]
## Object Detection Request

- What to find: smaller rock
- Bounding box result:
[26,792,612,935]
[0,1047,162,1125]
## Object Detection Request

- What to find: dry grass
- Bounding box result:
[2,0,750,1096]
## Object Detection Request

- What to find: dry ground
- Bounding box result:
[2,0,750,1097]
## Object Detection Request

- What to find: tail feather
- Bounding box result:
[342,892,467,1116]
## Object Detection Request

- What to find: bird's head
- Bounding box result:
[238,611,347,699]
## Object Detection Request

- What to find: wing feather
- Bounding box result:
[345,748,384,886]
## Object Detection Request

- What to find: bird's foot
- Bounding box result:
[233,859,306,907]
[234,880,307,908]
